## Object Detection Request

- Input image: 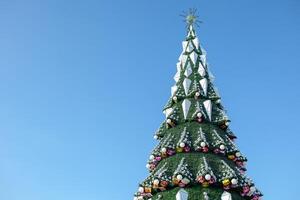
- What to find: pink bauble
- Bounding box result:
[184,146,190,152]
[243,186,250,193]
[155,156,162,161]
[167,149,175,155]
[202,147,209,152]
[178,182,186,188]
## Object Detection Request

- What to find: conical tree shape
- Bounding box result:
[134,18,262,200]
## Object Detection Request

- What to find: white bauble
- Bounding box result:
[250,186,256,192]
[204,174,211,181]
[235,152,241,157]
[231,178,238,185]
[149,155,155,160]
[146,164,150,169]
[138,187,144,193]
[225,121,230,126]
[166,119,172,124]
[216,99,221,103]
[176,174,183,180]
[153,179,160,185]
[200,141,206,147]
[197,112,202,118]
[179,142,185,147]
[161,147,167,153]
[173,96,178,101]
[154,135,158,140]
[220,144,225,150]
[195,92,200,97]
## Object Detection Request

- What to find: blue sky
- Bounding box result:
[0,0,299,200]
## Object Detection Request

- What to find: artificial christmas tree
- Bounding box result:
[134,12,262,200]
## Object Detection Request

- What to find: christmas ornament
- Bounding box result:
[190,51,198,65]
[155,156,162,161]
[182,99,191,119]
[222,179,230,186]
[250,186,256,192]
[138,187,144,193]
[166,118,175,128]
[220,144,225,150]
[184,64,192,77]
[200,78,208,96]
[197,112,202,118]
[184,146,190,152]
[144,187,152,193]
[174,71,180,82]
[160,180,168,187]
[231,178,238,185]
[171,85,178,96]
[198,62,206,76]
[173,96,178,101]
[202,181,209,187]
[176,174,183,181]
[204,174,211,181]
[176,147,183,152]
[183,78,192,95]
[203,100,212,121]
[167,149,175,156]
[153,179,160,186]
[164,108,173,118]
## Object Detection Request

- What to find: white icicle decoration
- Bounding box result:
[192,37,199,49]
[198,62,206,77]
[184,63,192,77]
[183,78,192,95]
[174,71,180,82]
[189,51,198,65]
[200,78,208,96]
[171,85,178,96]
[203,100,212,121]
[182,99,191,119]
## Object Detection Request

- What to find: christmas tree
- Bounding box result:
[134,11,262,200]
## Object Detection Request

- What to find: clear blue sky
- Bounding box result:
[0,0,299,200]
